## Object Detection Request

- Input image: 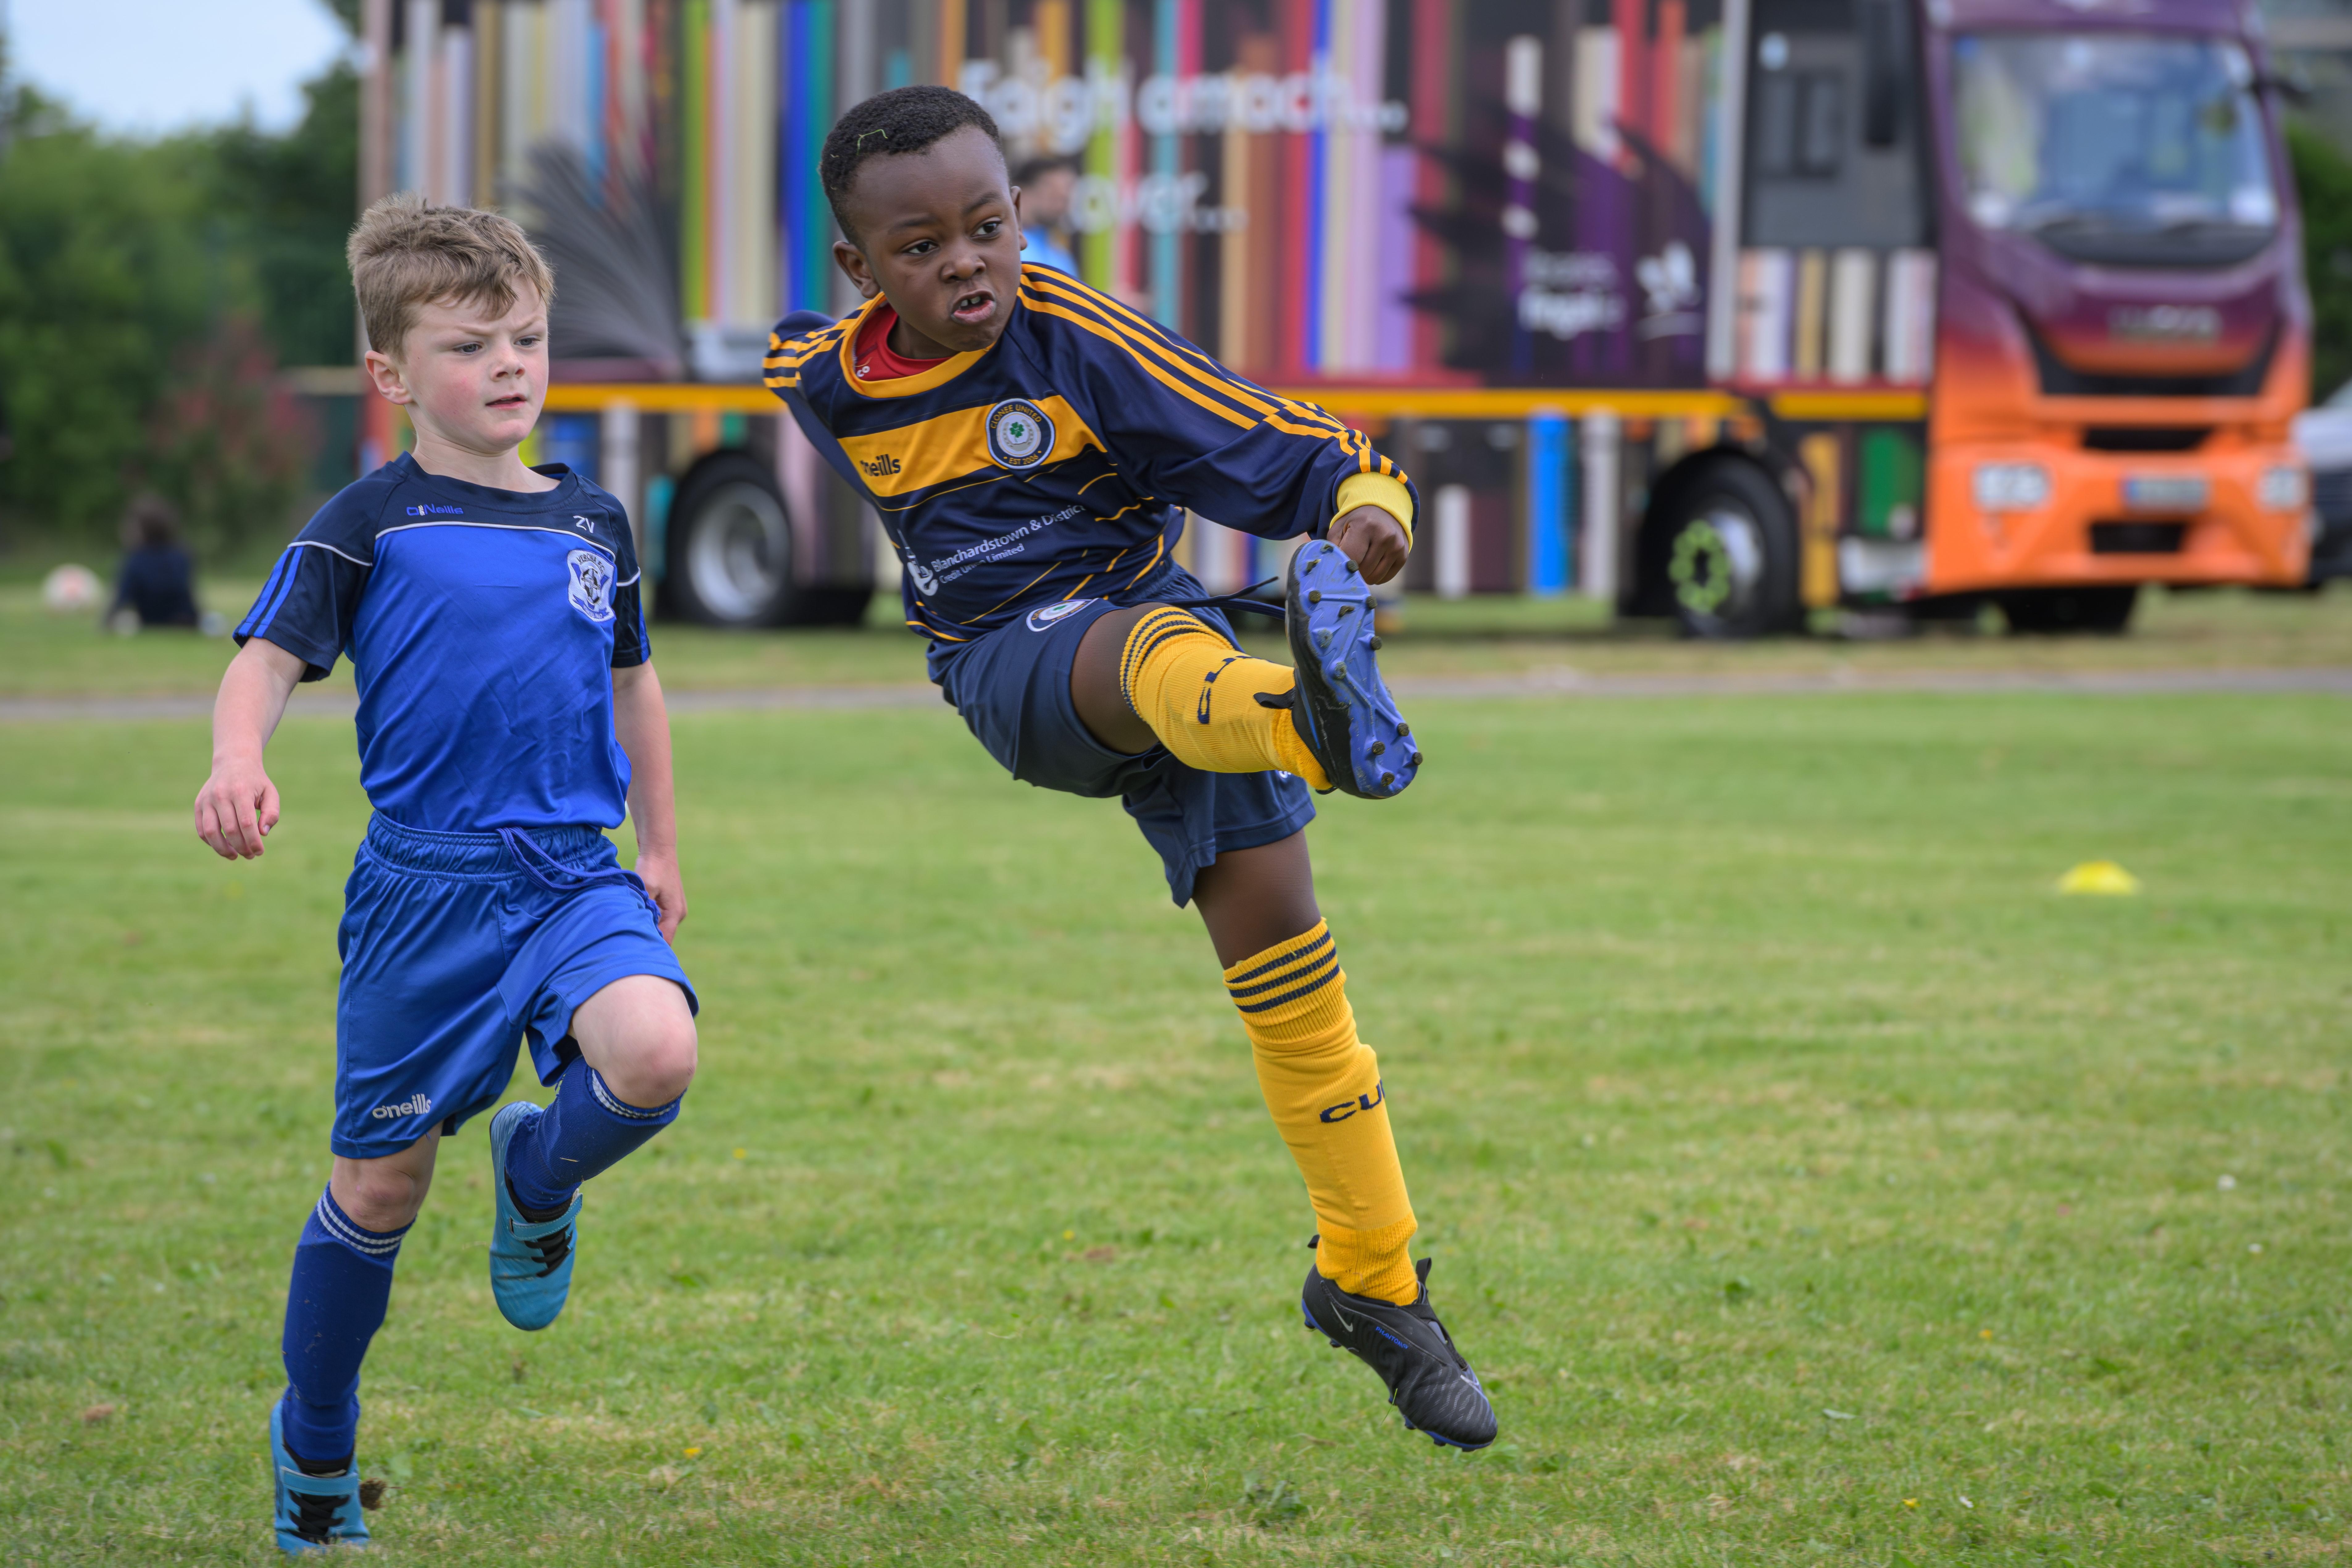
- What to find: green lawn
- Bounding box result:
[7,568,2352,697]
[3,685,2347,1565]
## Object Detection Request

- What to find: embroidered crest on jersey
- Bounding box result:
[1025,597,1097,632]
[985,398,1054,469]
[567,548,616,623]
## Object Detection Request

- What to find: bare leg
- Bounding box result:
[1192,830,1322,965]
[567,974,698,1108]
[328,1127,442,1233]
[1071,603,1159,754]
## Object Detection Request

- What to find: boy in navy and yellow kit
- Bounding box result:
[768,86,1496,1449]
[195,196,700,1551]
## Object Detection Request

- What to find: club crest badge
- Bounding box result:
[1025,597,1097,632]
[985,398,1054,470]
[566,548,616,623]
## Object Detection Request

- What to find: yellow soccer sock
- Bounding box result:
[1224,921,1419,1304]
[1120,608,1330,790]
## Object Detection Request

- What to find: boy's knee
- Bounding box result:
[602,1016,697,1108]
[336,1168,425,1232]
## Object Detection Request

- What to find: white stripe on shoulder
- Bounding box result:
[286,539,373,567]
[376,520,620,559]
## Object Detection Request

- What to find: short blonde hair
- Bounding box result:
[347,192,556,358]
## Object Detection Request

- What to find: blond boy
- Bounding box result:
[194,194,698,1554]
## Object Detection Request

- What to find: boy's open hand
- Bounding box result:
[635,850,688,943]
[194,756,281,860]
[1330,505,1411,585]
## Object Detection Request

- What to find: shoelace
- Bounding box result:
[287,1484,349,1542]
[521,1222,573,1277]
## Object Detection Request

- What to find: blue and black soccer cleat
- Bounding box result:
[488,1101,582,1332]
[269,1400,369,1554]
[1279,539,1421,799]
[1301,1255,1497,1450]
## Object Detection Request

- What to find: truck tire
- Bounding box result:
[662,454,800,628]
[1645,456,1803,639]
[1998,586,2138,635]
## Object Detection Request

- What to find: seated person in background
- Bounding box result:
[1012,153,1081,276]
[111,493,202,629]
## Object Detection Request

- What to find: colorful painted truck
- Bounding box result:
[360,0,2312,635]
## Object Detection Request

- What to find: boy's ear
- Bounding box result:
[832,239,881,301]
[363,347,412,406]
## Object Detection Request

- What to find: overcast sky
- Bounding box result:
[10,0,352,137]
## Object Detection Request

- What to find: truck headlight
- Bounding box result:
[1972,463,2051,512]
[2258,465,2309,512]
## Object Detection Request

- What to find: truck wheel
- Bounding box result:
[1647,457,1802,639]
[663,454,797,628]
[1998,586,2138,635]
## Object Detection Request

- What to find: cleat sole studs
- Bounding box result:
[1409,751,1423,766]
[1368,635,1383,650]
[1380,771,1396,788]
[1370,742,1385,757]
[1397,722,1411,737]
[1307,589,1322,604]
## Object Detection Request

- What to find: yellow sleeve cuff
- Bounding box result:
[1334,472,1415,544]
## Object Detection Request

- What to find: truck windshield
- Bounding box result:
[1953,32,2278,266]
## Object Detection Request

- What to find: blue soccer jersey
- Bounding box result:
[235,453,649,832]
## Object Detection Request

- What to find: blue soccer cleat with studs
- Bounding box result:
[1278,539,1422,799]
[269,1400,370,1554]
[1301,1255,1498,1450]
[488,1100,582,1332]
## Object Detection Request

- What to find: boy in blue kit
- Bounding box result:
[767,87,1496,1451]
[193,194,700,1553]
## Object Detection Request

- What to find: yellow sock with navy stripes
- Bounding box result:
[1224,920,1420,1305]
[1120,608,1330,790]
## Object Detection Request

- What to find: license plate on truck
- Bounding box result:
[2123,476,2209,513]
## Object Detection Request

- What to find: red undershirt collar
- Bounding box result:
[852,303,948,382]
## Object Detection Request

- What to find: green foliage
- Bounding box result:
[2289,119,2352,400]
[0,94,222,540]
[207,63,361,370]
[0,43,356,550]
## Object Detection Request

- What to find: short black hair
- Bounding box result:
[822,85,1003,245]
[1012,153,1081,187]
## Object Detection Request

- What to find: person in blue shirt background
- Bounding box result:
[194,194,698,1555]
[109,493,203,630]
[1013,153,1081,276]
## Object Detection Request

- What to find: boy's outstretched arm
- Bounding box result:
[194,638,306,860]
[612,662,687,942]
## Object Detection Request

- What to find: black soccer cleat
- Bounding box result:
[1279,539,1422,799]
[1301,1255,1497,1450]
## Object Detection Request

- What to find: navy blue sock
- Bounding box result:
[504,1062,681,1216]
[279,1187,408,1468]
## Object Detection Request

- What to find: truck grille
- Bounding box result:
[2031,326,2276,399]
[2089,522,2188,554]
[2081,426,2210,452]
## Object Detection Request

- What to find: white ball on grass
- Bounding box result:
[42,564,103,613]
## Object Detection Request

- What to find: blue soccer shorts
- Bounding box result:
[329,816,697,1159]
[934,563,1317,907]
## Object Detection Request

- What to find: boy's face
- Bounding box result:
[365,286,548,456]
[833,127,1024,357]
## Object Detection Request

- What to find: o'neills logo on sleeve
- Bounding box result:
[985,398,1055,469]
[371,1094,435,1121]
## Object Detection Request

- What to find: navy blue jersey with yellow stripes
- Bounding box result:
[764,269,1415,659]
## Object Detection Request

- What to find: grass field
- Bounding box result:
[3,593,2351,1564]
[8,571,2352,697]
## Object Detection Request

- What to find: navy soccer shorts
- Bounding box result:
[934,564,1317,907]
[329,816,698,1159]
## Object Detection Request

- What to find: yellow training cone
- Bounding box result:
[2057,860,2141,896]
